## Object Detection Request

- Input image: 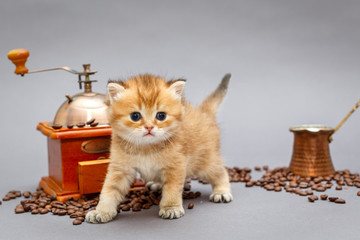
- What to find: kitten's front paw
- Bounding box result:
[159,206,184,219]
[85,208,117,223]
[210,192,233,203]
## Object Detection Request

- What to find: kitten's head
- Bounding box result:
[106,74,185,145]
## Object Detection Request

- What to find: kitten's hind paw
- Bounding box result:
[146,181,163,192]
[210,192,233,203]
[159,206,184,219]
[85,208,117,223]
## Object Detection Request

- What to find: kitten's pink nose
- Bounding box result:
[145,126,154,131]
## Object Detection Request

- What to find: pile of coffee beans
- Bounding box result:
[225,166,360,204]
[2,188,96,225]
[1,182,201,225]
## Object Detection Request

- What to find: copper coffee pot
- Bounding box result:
[289,99,360,177]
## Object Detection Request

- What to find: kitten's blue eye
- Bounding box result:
[156,112,166,121]
[130,112,142,121]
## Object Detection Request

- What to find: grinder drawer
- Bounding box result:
[78,159,110,194]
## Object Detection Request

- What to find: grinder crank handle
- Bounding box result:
[7,48,81,76]
[7,48,29,75]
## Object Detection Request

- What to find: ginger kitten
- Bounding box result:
[86,74,232,223]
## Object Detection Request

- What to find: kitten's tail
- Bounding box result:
[199,73,231,115]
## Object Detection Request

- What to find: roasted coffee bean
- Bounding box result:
[76,122,85,128]
[57,209,67,216]
[188,203,194,209]
[40,208,49,214]
[132,203,142,211]
[315,187,326,192]
[73,219,82,225]
[335,186,342,190]
[52,124,62,129]
[86,118,96,125]
[308,196,316,202]
[306,190,313,195]
[38,202,46,208]
[2,197,10,201]
[334,198,346,204]
[184,184,191,191]
[0,200,2,205]
[121,204,131,211]
[7,193,17,199]
[15,205,25,214]
[245,181,255,187]
[90,122,99,127]
[320,194,328,200]
[76,217,85,222]
[274,186,282,192]
[22,191,31,198]
[67,209,76,215]
[328,197,338,202]
[67,124,74,129]
[254,166,261,171]
[142,203,151,209]
[31,209,39,214]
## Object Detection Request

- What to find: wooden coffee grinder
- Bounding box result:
[8,49,143,201]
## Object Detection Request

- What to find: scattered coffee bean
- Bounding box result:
[188,203,194,209]
[0,200,2,205]
[320,194,328,200]
[306,190,313,195]
[245,181,255,187]
[40,208,49,214]
[184,184,191,191]
[73,219,82,225]
[52,124,62,129]
[31,209,39,214]
[76,217,85,222]
[254,166,261,171]
[308,196,318,202]
[357,191,360,196]
[334,198,346,204]
[328,197,338,202]
[335,186,342,190]
[23,191,31,198]
[15,204,25,214]
[132,203,142,212]
[86,118,96,125]
[76,122,85,128]
[121,205,131,211]
[90,122,99,127]
[67,124,74,129]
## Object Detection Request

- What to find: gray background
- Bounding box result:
[1,0,360,239]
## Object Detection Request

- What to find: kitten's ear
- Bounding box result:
[169,79,186,101]
[107,82,125,104]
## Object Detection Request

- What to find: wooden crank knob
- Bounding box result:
[7,48,29,75]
